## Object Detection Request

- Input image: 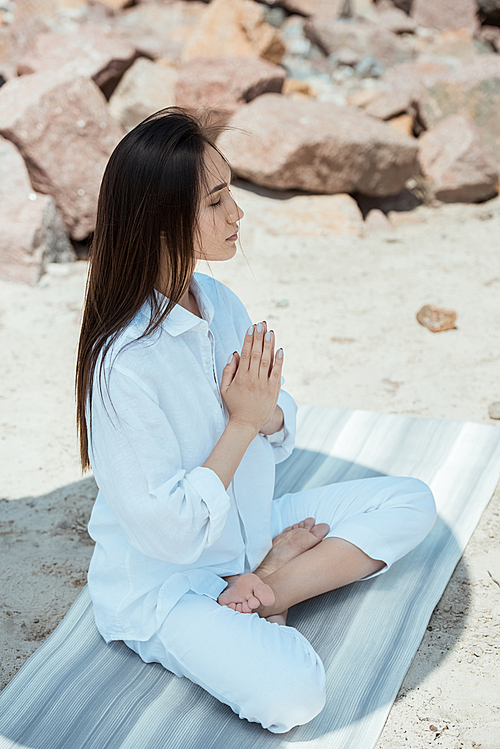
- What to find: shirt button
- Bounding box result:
[205,358,210,364]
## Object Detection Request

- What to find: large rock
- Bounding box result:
[109,58,178,132]
[217,93,419,196]
[110,2,207,64]
[418,114,498,203]
[304,17,413,67]
[364,59,459,119]
[16,25,139,100]
[175,56,286,125]
[181,0,286,65]
[0,14,51,81]
[375,6,418,33]
[0,72,124,241]
[418,56,500,167]
[410,0,479,32]
[0,137,74,285]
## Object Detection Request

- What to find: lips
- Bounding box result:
[226,232,238,240]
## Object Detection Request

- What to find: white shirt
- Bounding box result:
[87,272,298,643]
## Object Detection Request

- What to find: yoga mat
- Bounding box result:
[1,406,499,749]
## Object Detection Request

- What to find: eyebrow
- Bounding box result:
[207,169,233,196]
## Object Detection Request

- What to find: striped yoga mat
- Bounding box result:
[1,406,499,749]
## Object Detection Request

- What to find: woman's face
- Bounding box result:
[194,146,244,262]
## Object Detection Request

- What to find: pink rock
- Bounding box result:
[109,58,178,132]
[0,14,51,81]
[0,72,124,240]
[376,6,418,33]
[217,93,418,196]
[16,25,139,99]
[410,0,479,32]
[416,304,457,332]
[175,56,286,125]
[0,136,74,285]
[110,2,207,64]
[304,17,413,67]
[418,114,498,203]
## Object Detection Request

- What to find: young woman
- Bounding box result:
[76,107,437,734]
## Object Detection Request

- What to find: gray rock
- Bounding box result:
[488,402,500,419]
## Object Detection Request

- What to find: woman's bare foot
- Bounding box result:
[254,518,330,579]
[217,573,275,614]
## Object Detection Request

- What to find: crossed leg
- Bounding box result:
[218,476,436,623]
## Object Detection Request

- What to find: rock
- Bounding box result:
[479,25,500,53]
[217,93,419,196]
[364,59,460,120]
[0,72,124,240]
[364,207,393,231]
[410,0,479,32]
[418,57,500,168]
[376,0,412,13]
[351,0,378,22]
[109,58,178,132]
[175,55,286,125]
[418,114,498,203]
[476,0,500,25]
[376,7,418,33]
[388,112,414,135]
[110,2,207,64]
[282,78,317,98]
[347,88,384,108]
[304,17,413,67]
[97,0,132,10]
[0,14,51,81]
[12,0,87,22]
[414,28,493,63]
[269,0,350,17]
[16,25,139,100]
[416,304,457,332]
[488,402,500,419]
[181,0,286,65]
[0,136,74,285]
[238,189,365,237]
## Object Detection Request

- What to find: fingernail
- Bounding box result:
[265,331,271,342]
[247,325,254,335]
[256,322,263,333]
[278,348,283,359]
[227,353,233,364]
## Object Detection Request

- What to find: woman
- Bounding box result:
[76,107,436,734]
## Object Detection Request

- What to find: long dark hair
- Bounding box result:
[76,107,233,471]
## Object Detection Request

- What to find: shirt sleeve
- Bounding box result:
[88,364,231,564]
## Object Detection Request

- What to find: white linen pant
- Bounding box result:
[124,476,436,734]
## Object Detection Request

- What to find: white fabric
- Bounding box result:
[124,476,436,734]
[87,272,297,643]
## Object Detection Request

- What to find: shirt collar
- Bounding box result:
[136,274,215,337]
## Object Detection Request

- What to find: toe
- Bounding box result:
[312,522,330,540]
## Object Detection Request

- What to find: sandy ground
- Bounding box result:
[1,182,500,748]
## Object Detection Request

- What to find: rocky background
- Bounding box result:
[2,0,500,282]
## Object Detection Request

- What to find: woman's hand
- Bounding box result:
[220,321,284,434]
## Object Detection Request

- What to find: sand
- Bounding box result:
[1,182,499,748]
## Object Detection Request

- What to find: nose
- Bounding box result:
[227,193,244,222]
